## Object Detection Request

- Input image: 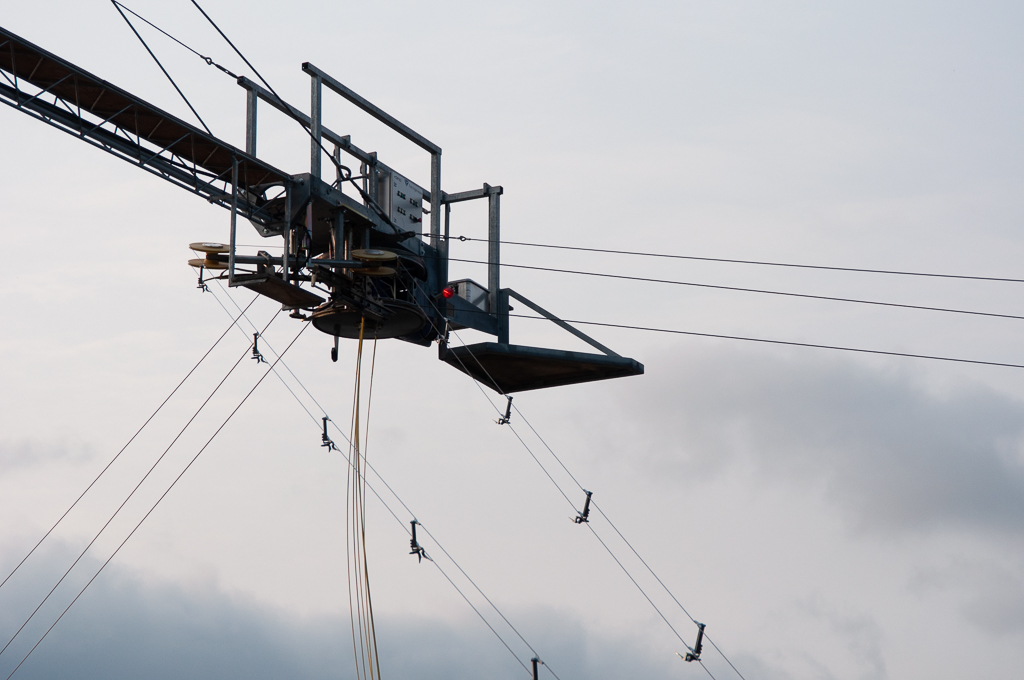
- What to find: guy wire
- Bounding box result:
[208,284,560,677]
[418,280,739,678]
[444,234,1024,284]
[110,0,212,135]
[0,294,257,594]
[446,257,1024,323]
[0,307,279,664]
[5,319,307,680]
[209,287,539,674]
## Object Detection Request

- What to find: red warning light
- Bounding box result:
[442,286,455,299]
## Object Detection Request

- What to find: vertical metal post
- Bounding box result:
[531,658,539,680]
[245,88,258,156]
[430,152,441,252]
[368,152,378,203]
[282,185,291,285]
[334,145,343,189]
[305,202,314,259]
[487,184,501,315]
[310,74,322,179]
[333,209,345,257]
[228,156,238,285]
[497,289,509,344]
[442,201,450,284]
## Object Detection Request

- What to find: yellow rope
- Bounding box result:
[346,317,382,680]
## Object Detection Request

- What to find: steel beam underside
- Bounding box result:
[442,342,644,393]
[0,27,289,229]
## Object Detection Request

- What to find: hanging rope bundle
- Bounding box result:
[346,317,382,680]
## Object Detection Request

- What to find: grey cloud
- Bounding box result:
[591,346,1024,536]
[911,558,1024,637]
[798,596,887,680]
[0,545,692,680]
[0,440,94,473]
[961,577,1024,635]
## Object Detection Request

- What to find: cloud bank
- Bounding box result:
[0,545,694,680]
[599,347,1024,537]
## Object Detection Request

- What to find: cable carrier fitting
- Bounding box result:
[573,490,593,524]
[408,519,430,563]
[676,622,706,663]
[320,416,336,451]
[250,332,267,363]
[497,395,513,425]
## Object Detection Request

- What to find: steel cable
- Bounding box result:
[4,314,299,680]
[447,257,1024,323]
[445,305,1024,371]
[0,308,278,665]
[416,282,740,678]
[443,234,1024,284]
[207,286,540,676]
[0,295,256,594]
[110,0,212,134]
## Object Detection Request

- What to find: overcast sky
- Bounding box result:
[2,1,1024,679]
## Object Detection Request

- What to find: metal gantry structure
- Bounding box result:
[0,25,643,393]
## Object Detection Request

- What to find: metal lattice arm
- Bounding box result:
[0,26,291,233]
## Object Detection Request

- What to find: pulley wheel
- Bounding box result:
[189,242,229,253]
[357,266,396,277]
[311,299,427,339]
[188,257,228,270]
[352,248,397,263]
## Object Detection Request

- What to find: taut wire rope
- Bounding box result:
[112,1,238,78]
[109,0,212,135]
[441,306,1024,371]
[5,318,307,680]
[514,406,738,678]
[205,286,542,676]
[0,307,279,664]
[442,234,1024,284]
[0,294,257,594]
[411,281,736,678]
[446,257,1024,323]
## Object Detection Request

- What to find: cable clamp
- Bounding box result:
[409,519,430,563]
[497,395,513,425]
[196,264,209,293]
[676,622,705,662]
[321,416,336,450]
[251,332,267,363]
[573,490,593,524]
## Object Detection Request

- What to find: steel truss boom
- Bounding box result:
[0,26,290,232]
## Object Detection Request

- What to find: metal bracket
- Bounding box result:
[409,519,430,563]
[573,490,593,524]
[196,264,209,293]
[251,332,267,364]
[321,416,336,450]
[678,622,706,662]
[497,395,512,425]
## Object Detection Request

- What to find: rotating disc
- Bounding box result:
[357,266,396,277]
[187,257,228,270]
[352,248,397,263]
[311,299,427,339]
[190,242,229,253]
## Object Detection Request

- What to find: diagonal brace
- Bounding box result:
[505,288,619,357]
